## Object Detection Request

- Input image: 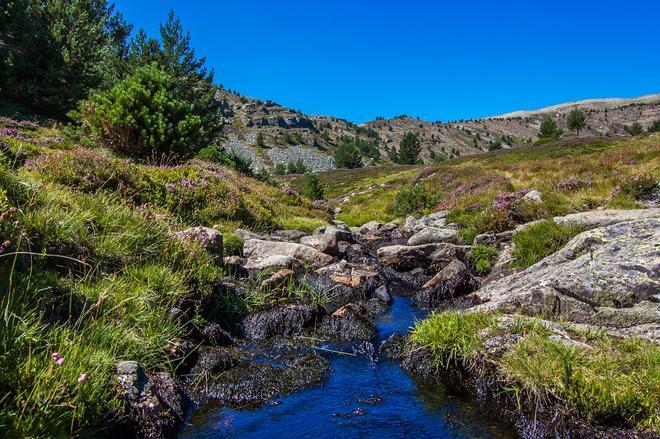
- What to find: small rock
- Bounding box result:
[260,268,295,291]
[522,189,542,204]
[300,234,339,256]
[407,227,459,246]
[374,284,391,303]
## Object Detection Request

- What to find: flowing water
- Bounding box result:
[181,297,517,438]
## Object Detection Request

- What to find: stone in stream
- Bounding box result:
[317,303,377,341]
[115,361,187,439]
[413,259,477,309]
[241,303,324,339]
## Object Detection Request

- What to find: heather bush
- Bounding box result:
[387,184,439,216]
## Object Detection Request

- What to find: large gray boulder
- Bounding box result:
[407,227,459,246]
[300,234,339,256]
[243,239,334,270]
[471,218,660,337]
[553,208,660,229]
[377,243,472,272]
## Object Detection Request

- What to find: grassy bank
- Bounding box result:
[0,120,328,436]
[411,311,660,431]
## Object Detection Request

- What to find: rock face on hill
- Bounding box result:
[214,88,660,172]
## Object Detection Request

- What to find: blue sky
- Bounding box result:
[115,0,660,123]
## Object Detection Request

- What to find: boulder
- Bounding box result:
[244,254,296,272]
[407,227,459,246]
[414,260,477,309]
[402,211,448,234]
[314,260,380,294]
[318,303,377,341]
[374,284,391,303]
[359,220,382,235]
[260,268,295,291]
[300,234,339,256]
[323,224,353,242]
[243,239,334,270]
[553,208,660,229]
[115,361,186,439]
[522,189,542,204]
[379,266,429,296]
[241,303,323,339]
[235,228,265,242]
[189,346,247,376]
[172,226,223,257]
[471,218,660,337]
[377,243,472,272]
[269,229,307,242]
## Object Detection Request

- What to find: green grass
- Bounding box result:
[468,244,499,274]
[510,220,584,268]
[410,311,660,431]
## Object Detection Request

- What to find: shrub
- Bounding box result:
[286,159,308,174]
[198,145,254,176]
[73,64,205,159]
[274,163,286,175]
[396,131,421,164]
[301,173,324,200]
[468,244,499,275]
[475,207,516,233]
[538,116,563,140]
[387,184,439,216]
[222,231,244,256]
[333,139,363,169]
[255,132,266,147]
[625,122,644,136]
[618,174,658,200]
[511,220,584,268]
[648,120,660,133]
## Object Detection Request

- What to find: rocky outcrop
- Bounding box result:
[244,239,335,270]
[403,211,448,234]
[354,221,407,250]
[241,303,324,339]
[470,218,660,338]
[553,208,660,229]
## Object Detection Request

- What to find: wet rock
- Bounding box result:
[300,234,339,256]
[414,260,477,309]
[314,260,380,295]
[244,239,334,270]
[472,218,660,334]
[242,303,324,339]
[115,361,186,439]
[172,226,223,258]
[189,346,248,376]
[374,284,391,303]
[407,227,459,246]
[400,347,438,379]
[260,268,295,291]
[379,333,409,361]
[379,266,429,296]
[198,322,234,346]
[195,354,329,406]
[269,229,307,242]
[365,297,389,315]
[318,303,377,341]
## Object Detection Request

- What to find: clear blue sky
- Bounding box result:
[115,0,660,123]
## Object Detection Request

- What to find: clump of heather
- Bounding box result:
[557,178,592,191]
[282,186,298,196]
[0,127,23,139]
[616,174,658,200]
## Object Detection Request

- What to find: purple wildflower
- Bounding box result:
[77,373,88,384]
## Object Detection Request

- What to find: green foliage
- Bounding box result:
[501,335,660,429]
[74,64,204,158]
[538,116,563,140]
[274,163,287,175]
[255,131,266,147]
[468,244,499,275]
[396,131,421,164]
[387,184,439,216]
[488,138,503,151]
[0,0,131,115]
[618,174,658,200]
[648,120,660,133]
[222,231,244,256]
[625,122,644,136]
[567,109,587,135]
[198,145,254,176]
[410,311,495,369]
[334,139,363,169]
[286,159,308,174]
[511,220,583,268]
[302,173,324,200]
[475,207,516,233]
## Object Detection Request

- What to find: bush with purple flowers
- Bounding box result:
[557,178,592,191]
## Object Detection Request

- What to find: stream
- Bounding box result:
[180,297,517,438]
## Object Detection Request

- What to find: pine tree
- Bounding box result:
[539,116,563,139]
[334,139,363,168]
[397,132,421,164]
[567,109,586,136]
[302,173,324,200]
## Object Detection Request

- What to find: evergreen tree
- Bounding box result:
[567,109,587,136]
[625,122,644,136]
[0,0,131,115]
[302,173,324,200]
[396,131,421,164]
[538,116,563,139]
[334,139,363,168]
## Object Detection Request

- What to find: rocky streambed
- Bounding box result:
[114,208,660,438]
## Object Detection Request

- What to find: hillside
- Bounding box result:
[216,91,660,171]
